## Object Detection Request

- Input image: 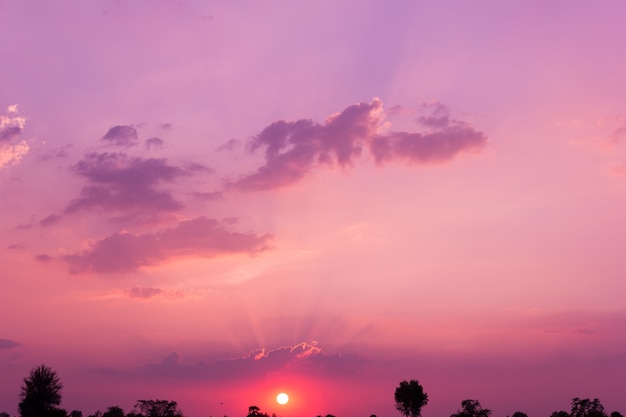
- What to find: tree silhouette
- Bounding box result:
[131,400,183,417]
[450,399,492,417]
[571,398,607,417]
[611,413,624,417]
[512,412,528,417]
[19,365,65,417]
[246,406,270,417]
[102,407,124,417]
[551,411,570,417]
[394,380,429,417]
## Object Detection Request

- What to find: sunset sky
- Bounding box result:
[2,2,626,417]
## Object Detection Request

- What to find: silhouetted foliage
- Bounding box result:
[102,407,124,417]
[87,411,102,417]
[611,412,624,417]
[450,400,492,417]
[1,412,10,417]
[512,412,528,417]
[551,411,570,417]
[19,365,65,417]
[571,398,607,417]
[69,410,83,417]
[132,400,183,417]
[394,380,429,417]
[246,407,269,417]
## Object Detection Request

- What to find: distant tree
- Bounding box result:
[450,399,492,417]
[132,400,183,417]
[246,407,269,417]
[571,399,607,417]
[394,380,429,417]
[69,410,83,417]
[611,412,624,417]
[101,407,124,417]
[1,412,10,417]
[512,412,528,417]
[19,365,65,417]
[87,411,103,417]
[102,407,123,417]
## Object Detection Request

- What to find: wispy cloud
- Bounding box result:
[62,216,273,274]
[95,342,365,381]
[0,338,21,349]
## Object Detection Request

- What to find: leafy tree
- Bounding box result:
[19,365,64,417]
[571,398,607,417]
[246,407,269,417]
[101,407,124,417]
[611,413,624,417]
[394,380,429,417]
[69,410,83,417]
[512,412,528,417]
[132,400,183,417]
[1,412,10,417]
[551,412,569,417]
[450,399,492,417]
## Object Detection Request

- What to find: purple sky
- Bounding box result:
[2,2,626,417]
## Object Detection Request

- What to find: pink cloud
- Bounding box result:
[233,99,487,191]
[101,125,139,147]
[145,137,165,150]
[64,152,189,217]
[62,216,273,274]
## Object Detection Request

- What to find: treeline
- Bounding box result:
[2,366,624,417]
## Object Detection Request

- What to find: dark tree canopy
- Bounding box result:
[512,412,528,417]
[102,407,124,417]
[611,412,624,417]
[246,406,270,417]
[450,399,492,417]
[394,380,429,417]
[131,400,183,417]
[19,365,64,417]
[571,398,607,417]
[551,411,570,417]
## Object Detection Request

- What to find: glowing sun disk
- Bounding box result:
[276,393,289,405]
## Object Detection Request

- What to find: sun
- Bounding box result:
[276,392,289,405]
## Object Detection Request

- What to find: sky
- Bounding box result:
[1,1,626,417]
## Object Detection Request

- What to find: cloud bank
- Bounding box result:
[233,98,487,191]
